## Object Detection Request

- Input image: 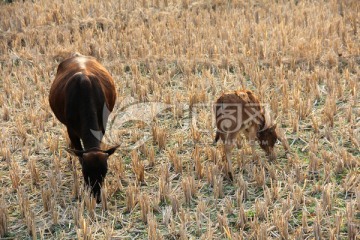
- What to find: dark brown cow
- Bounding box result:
[213,89,283,180]
[49,53,119,202]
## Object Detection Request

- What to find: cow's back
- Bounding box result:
[49,56,116,125]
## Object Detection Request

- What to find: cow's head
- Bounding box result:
[67,145,119,203]
[257,108,278,161]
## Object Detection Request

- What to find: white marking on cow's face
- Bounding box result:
[76,56,87,69]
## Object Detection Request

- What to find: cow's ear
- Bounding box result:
[104,145,120,156]
[65,148,84,157]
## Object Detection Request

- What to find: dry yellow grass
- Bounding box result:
[0,0,359,239]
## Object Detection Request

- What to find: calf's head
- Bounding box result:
[257,125,278,160]
[67,145,119,203]
[257,108,278,160]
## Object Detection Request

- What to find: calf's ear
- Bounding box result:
[65,148,84,157]
[104,145,120,156]
[270,123,277,132]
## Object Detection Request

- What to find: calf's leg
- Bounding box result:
[213,131,220,145]
[223,132,238,181]
[247,125,259,161]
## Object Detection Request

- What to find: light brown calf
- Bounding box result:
[213,89,287,180]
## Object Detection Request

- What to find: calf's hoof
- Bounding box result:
[228,172,234,182]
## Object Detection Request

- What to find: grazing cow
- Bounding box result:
[49,53,119,202]
[213,89,284,180]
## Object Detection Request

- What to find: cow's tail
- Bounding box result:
[67,72,93,110]
[65,73,92,124]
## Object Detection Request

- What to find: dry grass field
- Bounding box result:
[0,0,359,239]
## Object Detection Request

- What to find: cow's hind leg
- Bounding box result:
[67,128,83,151]
[67,128,83,168]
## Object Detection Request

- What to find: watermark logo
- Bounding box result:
[91,97,190,150]
[213,102,266,134]
[91,97,270,149]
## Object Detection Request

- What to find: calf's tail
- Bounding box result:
[213,131,220,145]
